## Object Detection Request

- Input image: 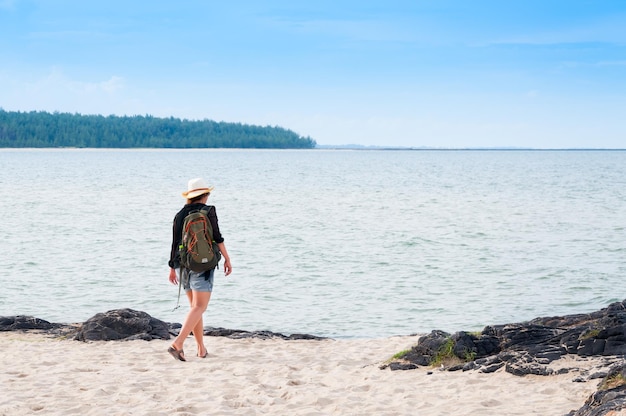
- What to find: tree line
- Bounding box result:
[0,109,316,149]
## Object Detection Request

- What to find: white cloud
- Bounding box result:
[18,67,123,95]
[78,75,124,94]
[1,68,126,115]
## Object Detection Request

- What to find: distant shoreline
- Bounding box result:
[2,146,625,151]
[315,146,626,151]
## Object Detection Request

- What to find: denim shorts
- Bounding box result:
[180,269,214,292]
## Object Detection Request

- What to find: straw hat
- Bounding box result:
[182,177,214,199]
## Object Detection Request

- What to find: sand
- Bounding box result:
[0,332,605,415]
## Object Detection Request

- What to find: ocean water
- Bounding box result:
[0,149,625,338]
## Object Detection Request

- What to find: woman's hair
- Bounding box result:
[188,192,209,204]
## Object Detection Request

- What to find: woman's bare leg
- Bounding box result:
[187,290,208,356]
[171,290,211,354]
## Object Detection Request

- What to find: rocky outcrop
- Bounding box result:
[381,300,626,416]
[74,308,172,341]
[383,300,626,375]
[0,309,326,342]
[0,315,81,338]
[566,363,626,416]
[201,326,327,340]
[0,315,60,331]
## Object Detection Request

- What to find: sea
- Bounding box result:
[0,149,624,339]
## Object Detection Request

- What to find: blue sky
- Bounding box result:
[1,1,625,148]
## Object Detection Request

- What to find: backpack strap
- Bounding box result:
[199,205,215,241]
[200,205,214,216]
[200,205,220,275]
[173,267,187,311]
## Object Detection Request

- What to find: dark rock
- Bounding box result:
[463,361,480,371]
[495,323,562,351]
[578,339,607,356]
[202,326,326,340]
[567,364,626,415]
[168,322,182,334]
[388,362,419,371]
[0,315,57,331]
[447,363,466,372]
[480,362,505,374]
[287,333,327,340]
[473,334,501,357]
[604,339,626,356]
[0,316,81,338]
[505,354,555,377]
[417,330,451,352]
[590,371,610,380]
[381,300,626,415]
[202,327,249,337]
[400,330,451,367]
[74,308,171,341]
[387,299,626,375]
[451,331,476,357]
[493,351,516,362]
[534,346,566,362]
[0,311,326,341]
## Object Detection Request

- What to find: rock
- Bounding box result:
[486,323,561,351]
[567,364,626,416]
[463,360,482,371]
[74,308,171,341]
[0,316,79,338]
[0,310,326,342]
[400,330,451,367]
[505,352,555,377]
[388,362,419,371]
[287,333,327,341]
[451,331,476,357]
[0,315,55,331]
[480,362,505,374]
[386,300,626,374]
[381,300,626,415]
[472,333,501,357]
[202,326,327,340]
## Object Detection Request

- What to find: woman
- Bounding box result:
[167,177,232,361]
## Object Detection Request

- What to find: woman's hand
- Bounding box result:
[223,258,232,276]
[168,268,178,285]
[217,242,232,276]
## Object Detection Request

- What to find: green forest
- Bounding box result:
[0,109,316,149]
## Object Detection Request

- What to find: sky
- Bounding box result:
[1,1,625,148]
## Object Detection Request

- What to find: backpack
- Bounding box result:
[178,206,221,272]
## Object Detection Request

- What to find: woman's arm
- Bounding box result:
[217,242,232,276]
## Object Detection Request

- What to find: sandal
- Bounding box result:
[168,345,186,362]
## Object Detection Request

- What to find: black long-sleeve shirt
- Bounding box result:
[168,203,225,269]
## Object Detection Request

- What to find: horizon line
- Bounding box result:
[315,145,626,151]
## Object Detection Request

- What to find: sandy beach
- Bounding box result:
[0,331,606,416]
